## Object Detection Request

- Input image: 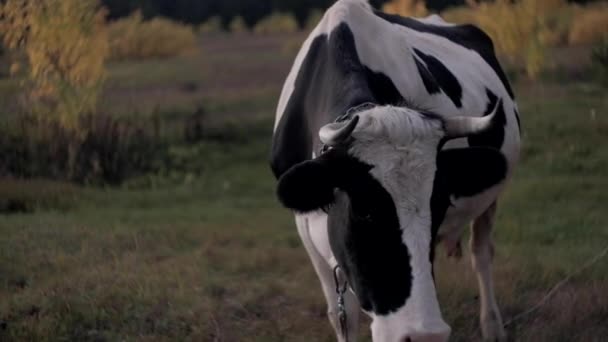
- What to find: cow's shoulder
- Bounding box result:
[271,12,383,179]
[371,10,514,99]
[270,32,326,179]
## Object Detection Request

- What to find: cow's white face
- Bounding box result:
[348,107,443,218]
[277,104,498,342]
[327,107,450,341]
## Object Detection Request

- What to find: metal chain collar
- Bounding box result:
[333,265,349,342]
[325,105,375,340]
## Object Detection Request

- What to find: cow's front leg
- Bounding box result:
[295,214,360,342]
[470,201,506,342]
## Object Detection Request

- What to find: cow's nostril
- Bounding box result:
[405,338,412,342]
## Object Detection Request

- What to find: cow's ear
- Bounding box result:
[436,147,507,197]
[277,156,336,213]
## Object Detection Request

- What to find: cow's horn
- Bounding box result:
[319,116,360,146]
[443,99,501,138]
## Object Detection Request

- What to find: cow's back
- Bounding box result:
[271,0,520,181]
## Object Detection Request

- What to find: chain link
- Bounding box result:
[333,265,349,342]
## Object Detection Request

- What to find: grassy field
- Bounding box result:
[1,33,608,342]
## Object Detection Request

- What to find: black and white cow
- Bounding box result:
[270,1,520,341]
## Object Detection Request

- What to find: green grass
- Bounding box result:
[98,33,295,117]
[1,34,607,341]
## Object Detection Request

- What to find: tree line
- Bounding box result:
[99,0,476,28]
[101,0,598,29]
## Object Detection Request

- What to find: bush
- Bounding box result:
[254,13,299,35]
[468,0,570,80]
[0,114,163,185]
[0,0,108,129]
[108,11,197,61]
[199,16,222,34]
[383,0,428,18]
[568,4,608,45]
[229,16,247,33]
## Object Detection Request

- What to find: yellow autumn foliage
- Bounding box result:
[440,6,476,25]
[436,0,608,79]
[108,11,197,61]
[468,0,571,79]
[383,0,429,18]
[0,0,108,129]
[568,4,608,45]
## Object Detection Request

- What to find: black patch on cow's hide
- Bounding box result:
[514,108,521,133]
[364,67,405,105]
[414,57,441,96]
[270,34,323,179]
[277,147,415,312]
[437,147,507,198]
[468,89,506,149]
[271,23,380,179]
[413,48,463,108]
[373,11,515,100]
[430,146,508,261]
[325,151,412,315]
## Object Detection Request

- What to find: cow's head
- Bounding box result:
[276,104,499,342]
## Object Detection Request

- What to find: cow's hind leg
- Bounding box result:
[470,201,506,341]
[296,214,360,342]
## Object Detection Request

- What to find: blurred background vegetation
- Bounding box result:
[0,0,607,341]
[0,0,606,186]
